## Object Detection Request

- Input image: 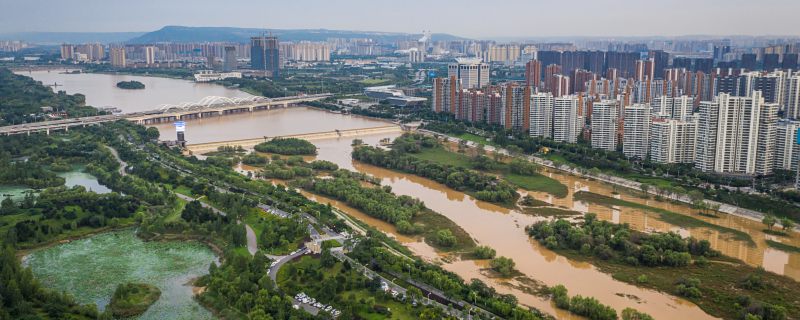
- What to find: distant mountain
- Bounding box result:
[0,32,146,44]
[127,26,467,43]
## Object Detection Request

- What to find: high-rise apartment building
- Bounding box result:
[525,59,542,88]
[591,100,619,151]
[431,76,460,113]
[622,104,651,159]
[110,47,126,67]
[785,73,800,119]
[652,96,693,120]
[448,58,489,89]
[650,117,697,164]
[500,83,531,132]
[694,92,778,175]
[145,46,156,66]
[635,59,655,81]
[774,119,800,171]
[553,95,583,143]
[251,35,280,77]
[220,46,236,72]
[530,93,554,139]
[60,44,74,60]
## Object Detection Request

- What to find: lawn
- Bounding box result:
[573,191,755,244]
[163,197,188,223]
[505,173,568,198]
[522,207,582,217]
[455,133,498,147]
[412,147,474,168]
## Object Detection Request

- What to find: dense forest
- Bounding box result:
[0,68,100,125]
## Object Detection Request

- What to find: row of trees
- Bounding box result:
[551,285,619,320]
[526,213,718,267]
[349,238,546,319]
[299,173,424,224]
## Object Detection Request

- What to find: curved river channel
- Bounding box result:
[18,70,800,319]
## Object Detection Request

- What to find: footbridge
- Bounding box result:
[0,94,332,136]
[185,125,404,154]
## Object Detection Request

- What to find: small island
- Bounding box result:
[116,80,145,90]
[254,137,317,155]
[108,283,161,318]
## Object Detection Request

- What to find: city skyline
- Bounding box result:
[3,0,800,39]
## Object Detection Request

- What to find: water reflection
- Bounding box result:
[18,69,252,113]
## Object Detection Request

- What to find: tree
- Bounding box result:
[763,215,777,230]
[781,218,795,231]
[490,256,515,276]
[639,184,651,197]
[435,229,457,247]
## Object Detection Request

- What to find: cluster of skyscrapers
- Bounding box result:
[432,47,800,183]
[57,37,334,76]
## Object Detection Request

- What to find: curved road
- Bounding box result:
[105,145,127,176]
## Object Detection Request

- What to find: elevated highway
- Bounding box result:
[0,94,331,136]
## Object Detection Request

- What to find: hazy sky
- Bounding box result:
[2,0,799,38]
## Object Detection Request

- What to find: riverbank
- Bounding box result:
[545,242,799,319]
[419,129,788,227]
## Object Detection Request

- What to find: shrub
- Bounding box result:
[435,229,457,247]
[472,246,497,259]
[490,256,516,276]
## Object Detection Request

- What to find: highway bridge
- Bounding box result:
[0,94,331,136]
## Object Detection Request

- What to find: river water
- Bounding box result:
[16,69,252,113]
[18,71,800,319]
[24,230,216,319]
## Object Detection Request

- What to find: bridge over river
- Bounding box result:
[0,94,331,136]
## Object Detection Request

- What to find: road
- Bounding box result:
[105,145,127,176]
[245,224,258,256]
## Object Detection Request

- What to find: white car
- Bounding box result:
[314,302,323,308]
[325,306,333,312]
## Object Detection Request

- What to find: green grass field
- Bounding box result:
[522,207,582,217]
[454,133,498,147]
[413,209,476,252]
[411,147,569,198]
[505,173,568,198]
